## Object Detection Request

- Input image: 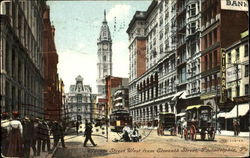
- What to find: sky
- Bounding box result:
[47,0,152,93]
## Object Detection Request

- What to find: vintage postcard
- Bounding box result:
[0,0,249,158]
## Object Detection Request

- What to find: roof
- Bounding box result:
[186,105,212,111]
[159,112,175,115]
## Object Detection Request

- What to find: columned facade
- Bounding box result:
[0,1,46,118]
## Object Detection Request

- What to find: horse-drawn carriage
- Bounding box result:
[157,112,176,136]
[183,105,215,141]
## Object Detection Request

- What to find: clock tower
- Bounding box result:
[96,10,112,96]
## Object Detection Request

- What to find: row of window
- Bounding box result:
[227,84,249,99]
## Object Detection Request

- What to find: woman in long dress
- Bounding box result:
[6,111,24,157]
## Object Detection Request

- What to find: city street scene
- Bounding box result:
[0,0,249,158]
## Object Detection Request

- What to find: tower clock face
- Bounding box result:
[104,44,108,49]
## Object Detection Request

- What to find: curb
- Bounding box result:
[46,142,60,158]
[215,134,249,138]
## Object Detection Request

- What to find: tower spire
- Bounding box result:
[103,9,107,23]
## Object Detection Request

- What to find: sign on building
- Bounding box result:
[221,0,248,11]
[220,48,227,103]
[226,66,241,83]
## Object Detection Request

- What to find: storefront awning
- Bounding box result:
[114,96,122,101]
[171,91,185,101]
[186,104,203,110]
[114,103,123,107]
[217,112,227,118]
[225,103,249,119]
[179,91,187,99]
[114,90,122,96]
[176,112,185,117]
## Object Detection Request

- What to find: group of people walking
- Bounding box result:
[1,111,66,158]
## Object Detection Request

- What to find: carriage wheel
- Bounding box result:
[184,128,188,140]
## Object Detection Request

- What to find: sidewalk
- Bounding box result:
[216,130,249,137]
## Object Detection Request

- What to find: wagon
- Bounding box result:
[158,112,176,136]
[183,105,215,141]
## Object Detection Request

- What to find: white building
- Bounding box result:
[66,75,94,123]
[184,0,202,99]
[96,10,112,97]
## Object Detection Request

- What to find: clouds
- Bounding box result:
[112,41,129,78]
[48,1,151,94]
[106,4,131,22]
[57,42,97,93]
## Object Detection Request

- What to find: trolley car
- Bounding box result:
[109,109,132,133]
[158,112,176,136]
[184,105,215,141]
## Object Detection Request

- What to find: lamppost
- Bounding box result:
[62,95,66,122]
[76,94,81,135]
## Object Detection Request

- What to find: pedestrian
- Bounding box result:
[22,116,36,158]
[122,123,131,142]
[42,120,51,152]
[59,120,66,148]
[51,121,66,151]
[236,119,240,136]
[6,111,24,157]
[83,122,97,147]
[1,112,11,156]
[233,119,237,136]
[76,121,79,135]
[36,118,46,156]
[130,126,140,142]
[217,121,221,134]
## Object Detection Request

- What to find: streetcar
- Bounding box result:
[158,112,176,136]
[183,104,215,141]
[109,109,132,133]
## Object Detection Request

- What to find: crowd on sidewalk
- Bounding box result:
[1,111,66,158]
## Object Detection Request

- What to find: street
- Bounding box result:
[53,128,249,158]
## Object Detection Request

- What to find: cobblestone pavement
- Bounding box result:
[53,128,249,158]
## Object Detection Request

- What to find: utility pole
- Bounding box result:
[234,63,240,119]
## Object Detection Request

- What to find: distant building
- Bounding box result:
[112,88,129,112]
[0,1,46,118]
[66,75,95,123]
[96,10,112,97]
[105,76,129,116]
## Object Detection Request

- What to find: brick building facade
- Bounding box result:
[200,0,249,112]
[43,5,63,121]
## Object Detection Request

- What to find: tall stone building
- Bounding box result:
[43,5,63,121]
[96,10,112,97]
[127,0,178,126]
[0,0,46,118]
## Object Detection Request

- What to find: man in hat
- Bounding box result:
[1,112,10,156]
[36,118,47,156]
[42,120,51,152]
[83,122,97,147]
[22,116,36,158]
